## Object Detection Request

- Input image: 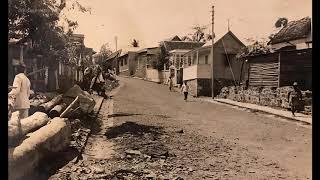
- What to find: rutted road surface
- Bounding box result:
[51,77,311,180]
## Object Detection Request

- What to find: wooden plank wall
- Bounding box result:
[279,49,312,90]
[249,62,279,87]
[248,53,279,87]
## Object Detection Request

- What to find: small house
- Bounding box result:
[118,51,138,76]
[161,39,205,86]
[245,48,312,90]
[182,31,245,97]
[268,17,312,50]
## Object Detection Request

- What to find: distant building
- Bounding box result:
[160,38,205,85]
[268,17,312,50]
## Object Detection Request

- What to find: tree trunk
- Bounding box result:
[48,103,67,118]
[38,94,63,112]
[9,112,49,143]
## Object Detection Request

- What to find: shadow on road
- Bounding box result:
[108,112,142,118]
[105,121,164,139]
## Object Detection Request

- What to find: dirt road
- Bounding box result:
[50,77,311,180]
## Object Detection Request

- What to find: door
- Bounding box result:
[176,68,183,85]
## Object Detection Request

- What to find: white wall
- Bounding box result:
[146,68,161,82]
[183,65,197,80]
[183,64,211,81]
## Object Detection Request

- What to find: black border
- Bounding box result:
[312,0,319,179]
[2,0,9,179]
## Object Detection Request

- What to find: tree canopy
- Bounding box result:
[8,0,90,66]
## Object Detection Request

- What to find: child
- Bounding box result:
[181,80,189,101]
[167,76,173,91]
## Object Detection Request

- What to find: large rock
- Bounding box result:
[8,118,71,180]
[63,85,95,114]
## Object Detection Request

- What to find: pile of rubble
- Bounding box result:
[218,86,312,114]
[103,79,119,92]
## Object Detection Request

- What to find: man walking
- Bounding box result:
[9,64,31,119]
[181,80,189,101]
[288,82,302,116]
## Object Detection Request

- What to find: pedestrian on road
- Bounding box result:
[9,64,31,119]
[288,82,302,116]
[167,76,173,91]
[181,80,189,101]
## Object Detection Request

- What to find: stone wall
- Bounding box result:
[217,86,312,114]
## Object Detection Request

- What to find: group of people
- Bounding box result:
[83,65,117,99]
[167,76,189,101]
[8,64,116,120]
[166,76,302,117]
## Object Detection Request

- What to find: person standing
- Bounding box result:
[181,80,189,101]
[288,82,302,116]
[167,76,173,91]
[9,64,31,119]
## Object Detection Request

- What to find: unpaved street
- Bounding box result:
[51,77,311,180]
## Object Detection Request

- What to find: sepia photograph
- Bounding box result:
[8,0,312,179]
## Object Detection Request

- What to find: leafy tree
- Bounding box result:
[8,0,90,66]
[236,38,272,59]
[94,43,113,65]
[131,39,139,47]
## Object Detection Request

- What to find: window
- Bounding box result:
[188,56,191,66]
[124,59,127,65]
[120,59,123,66]
[205,55,208,64]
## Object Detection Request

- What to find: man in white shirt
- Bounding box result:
[9,64,31,119]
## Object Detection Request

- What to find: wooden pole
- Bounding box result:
[211,5,215,99]
[60,96,79,118]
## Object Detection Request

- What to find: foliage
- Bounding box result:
[236,38,273,59]
[131,39,139,47]
[182,25,212,43]
[275,17,288,28]
[94,43,113,64]
[8,0,90,66]
[158,42,169,70]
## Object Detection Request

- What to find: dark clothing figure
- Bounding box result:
[167,77,173,91]
[288,82,302,116]
[183,92,188,100]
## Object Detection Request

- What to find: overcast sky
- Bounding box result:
[67,0,312,52]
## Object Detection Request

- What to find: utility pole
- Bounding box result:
[211,5,215,99]
[228,19,230,31]
[115,36,118,51]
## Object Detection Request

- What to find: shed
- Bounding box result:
[246,48,312,90]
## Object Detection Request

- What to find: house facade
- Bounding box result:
[245,47,312,90]
[268,17,312,50]
[183,31,245,97]
[244,17,312,90]
[161,39,205,86]
[118,51,138,76]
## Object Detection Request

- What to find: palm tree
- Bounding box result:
[131,39,139,47]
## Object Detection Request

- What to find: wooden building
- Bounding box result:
[183,31,245,97]
[268,17,312,50]
[246,48,312,90]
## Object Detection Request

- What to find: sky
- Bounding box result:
[65,0,312,52]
